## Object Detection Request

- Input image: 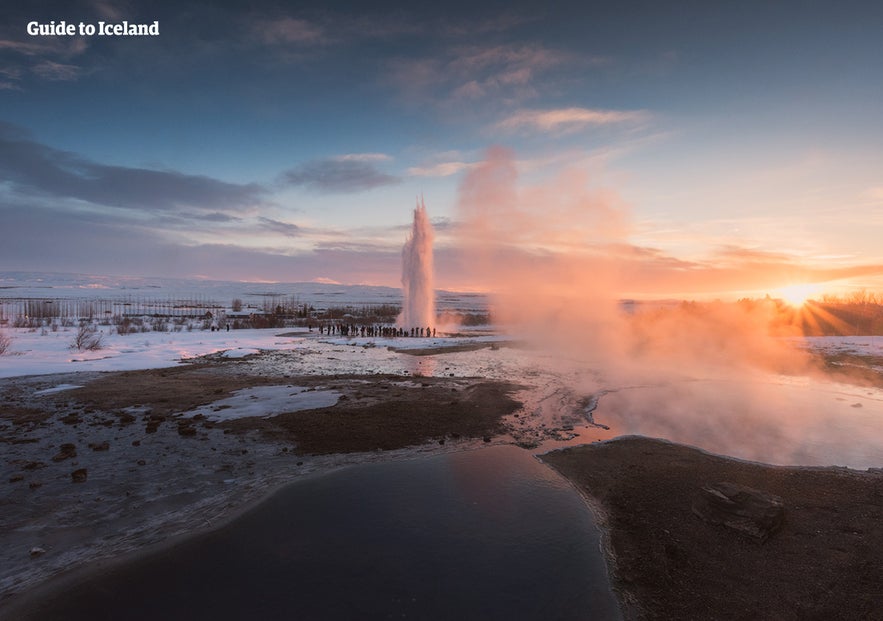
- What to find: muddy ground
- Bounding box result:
[0,359,522,607]
[543,437,883,621]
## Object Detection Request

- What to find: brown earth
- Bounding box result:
[222,379,521,454]
[542,437,883,621]
[53,364,522,454]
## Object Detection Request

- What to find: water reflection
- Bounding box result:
[14,446,622,621]
[403,353,438,378]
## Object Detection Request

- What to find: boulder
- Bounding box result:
[692,481,785,541]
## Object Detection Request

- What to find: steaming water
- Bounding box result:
[399,199,435,330]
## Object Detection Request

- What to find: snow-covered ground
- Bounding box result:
[0,325,511,379]
[0,326,309,378]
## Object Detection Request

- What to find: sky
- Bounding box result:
[2,0,882,299]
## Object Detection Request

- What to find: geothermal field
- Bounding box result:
[1,265,882,620]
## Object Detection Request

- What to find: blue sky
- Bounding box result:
[2,0,882,297]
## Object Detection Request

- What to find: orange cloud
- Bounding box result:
[496,107,649,134]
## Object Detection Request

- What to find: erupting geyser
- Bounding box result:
[399,198,435,331]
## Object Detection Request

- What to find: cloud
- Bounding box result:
[281,157,399,193]
[496,107,649,134]
[31,61,81,81]
[0,122,266,212]
[252,17,326,46]
[386,43,573,107]
[407,161,475,177]
[333,152,392,162]
[257,216,301,237]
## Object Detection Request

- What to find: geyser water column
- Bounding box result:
[399,198,435,331]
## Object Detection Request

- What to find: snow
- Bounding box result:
[0,325,514,380]
[181,386,342,421]
[0,327,307,379]
[32,383,83,395]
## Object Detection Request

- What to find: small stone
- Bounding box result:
[137,459,146,466]
[9,475,24,483]
[52,443,77,462]
[71,468,88,483]
[89,441,110,451]
[29,481,42,489]
[29,547,46,557]
[132,440,141,447]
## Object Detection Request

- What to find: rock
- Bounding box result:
[132,440,141,447]
[51,443,77,462]
[9,475,24,483]
[89,441,110,451]
[692,481,785,541]
[71,468,88,483]
[482,436,492,443]
[177,424,197,437]
[29,547,46,557]
[29,481,42,489]
[137,459,146,466]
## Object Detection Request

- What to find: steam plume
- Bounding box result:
[399,197,435,330]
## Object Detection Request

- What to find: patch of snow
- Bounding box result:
[220,348,262,359]
[182,385,341,421]
[33,383,83,395]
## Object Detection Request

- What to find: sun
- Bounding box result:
[775,283,822,307]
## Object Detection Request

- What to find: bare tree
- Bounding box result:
[231,298,243,312]
[0,330,11,356]
[71,324,104,351]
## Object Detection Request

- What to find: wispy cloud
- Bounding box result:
[333,152,392,162]
[407,161,475,177]
[31,61,82,81]
[386,43,576,107]
[496,107,649,134]
[257,216,301,237]
[0,122,265,212]
[252,17,327,46]
[281,156,399,193]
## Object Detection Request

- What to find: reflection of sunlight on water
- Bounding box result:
[404,355,437,377]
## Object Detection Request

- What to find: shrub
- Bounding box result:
[71,324,104,351]
[0,331,11,355]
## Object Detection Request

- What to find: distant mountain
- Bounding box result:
[0,272,488,313]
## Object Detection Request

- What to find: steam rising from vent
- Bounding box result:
[399,198,435,330]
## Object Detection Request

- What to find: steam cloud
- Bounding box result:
[454,147,881,467]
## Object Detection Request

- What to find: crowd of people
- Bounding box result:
[316,323,436,338]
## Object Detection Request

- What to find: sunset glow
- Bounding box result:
[1,1,882,300]
[774,284,823,307]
